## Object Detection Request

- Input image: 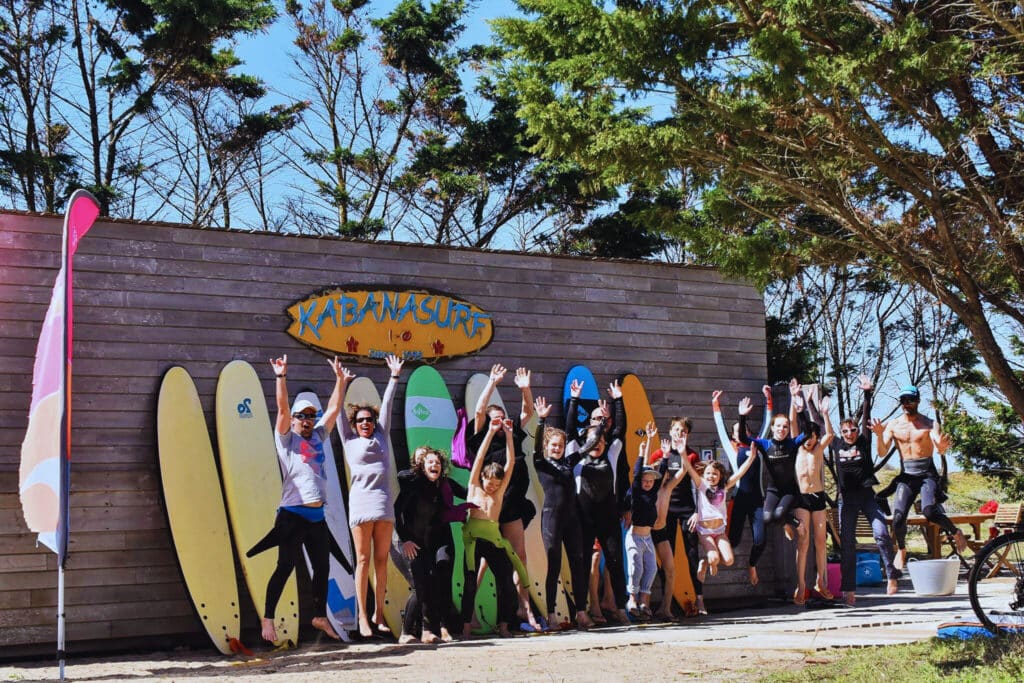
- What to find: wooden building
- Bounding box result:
[0,210,769,656]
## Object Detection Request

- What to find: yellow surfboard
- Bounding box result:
[157,366,240,655]
[343,376,411,637]
[620,373,697,616]
[216,360,299,646]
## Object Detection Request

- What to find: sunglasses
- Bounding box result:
[899,397,919,404]
[293,413,316,421]
[840,428,857,434]
[355,416,376,424]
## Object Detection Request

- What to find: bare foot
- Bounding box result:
[260,617,278,643]
[887,578,899,595]
[653,610,673,622]
[576,612,594,630]
[607,609,630,625]
[398,632,417,645]
[358,618,374,638]
[697,559,708,583]
[783,524,795,541]
[497,623,511,638]
[587,609,607,624]
[953,529,967,553]
[709,561,718,577]
[813,581,834,600]
[374,620,391,635]
[421,630,440,644]
[748,566,760,586]
[894,548,906,571]
[462,625,473,639]
[793,587,807,606]
[311,616,341,640]
[439,627,453,642]
[844,591,856,606]
[695,597,707,616]
[546,613,560,631]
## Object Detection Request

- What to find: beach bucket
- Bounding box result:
[907,558,960,596]
[856,553,883,586]
[826,562,842,594]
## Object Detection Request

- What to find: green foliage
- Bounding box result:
[941,396,1024,500]
[765,306,821,384]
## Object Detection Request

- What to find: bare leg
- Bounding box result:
[810,509,832,599]
[352,522,374,637]
[600,569,616,612]
[748,566,760,586]
[716,536,735,567]
[501,519,539,628]
[587,550,605,622]
[794,508,810,605]
[654,541,675,619]
[371,521,393,632]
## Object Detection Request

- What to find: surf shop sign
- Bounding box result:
[286,288,493,363]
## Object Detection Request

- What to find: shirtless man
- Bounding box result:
[872,385,965,571]
[795,394,834,600]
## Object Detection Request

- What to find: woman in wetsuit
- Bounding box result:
[532,397,593,630]
[574,380,630,625]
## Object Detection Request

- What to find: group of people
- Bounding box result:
[257,354,962,645]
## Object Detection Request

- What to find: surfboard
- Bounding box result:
[157,366,240,655]
[342,376,411,637]
[294,390,357,640]
[403,367,472,631]
[215,360,299,646]
[620,372,697,616]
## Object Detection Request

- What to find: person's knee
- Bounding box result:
[921,504,941,522]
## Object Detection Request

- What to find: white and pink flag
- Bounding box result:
[19,190,100,565]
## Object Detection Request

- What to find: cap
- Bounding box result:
[291,398,317,415]
[898,386,920,400]
[641,466,661,478]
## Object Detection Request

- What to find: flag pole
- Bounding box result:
[57,192,72,682]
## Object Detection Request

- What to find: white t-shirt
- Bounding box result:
[696,481,727,524]
[275,421,328,507]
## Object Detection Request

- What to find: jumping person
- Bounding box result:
[335,354,404,638]
[737,379,807,604]
[830,375,899,605]
[678,421,759,590]
[462,416,530,638]
[624,429,661,621]
[873,385,965,570]
[574,380,631,625]
[795,392,835,601]
[468,363,539,629]
[648,416,705,616]
[260,354,343,643]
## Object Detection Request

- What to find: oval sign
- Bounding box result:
[285,288,494,363]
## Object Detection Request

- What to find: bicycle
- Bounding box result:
[967,523,1024,633]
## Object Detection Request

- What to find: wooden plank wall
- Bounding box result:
[0,210,769,655]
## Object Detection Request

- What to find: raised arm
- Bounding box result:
[271,354,289,435]
[324,357,354,435]
[474,364,505,432]
[727,442,758,489]
[857,374,874,439]
[737,396,754,446]
[872,418,892,458]
[565,378,583,440]
[712,390,738,471]
[759,384,773,439]
[379,354,403,434]
[818,394,834,450]
[497,419,515,498]
[788,378,803,435]
[608,380,626,441]
[470,419,500,488]
[515,368,534,423]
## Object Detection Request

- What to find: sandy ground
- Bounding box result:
[1,585,973,682]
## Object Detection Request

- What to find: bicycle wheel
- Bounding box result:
[968,530,1024,632]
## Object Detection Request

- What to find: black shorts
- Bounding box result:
[800,491,827,512]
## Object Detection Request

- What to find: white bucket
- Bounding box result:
[906,558,960,596]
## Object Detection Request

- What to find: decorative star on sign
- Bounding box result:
[432,339,445,354]
[346,336,359,353]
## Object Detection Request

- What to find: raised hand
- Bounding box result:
[936,431,951,453]
[570,378,584,398]
[534,396,552,419]
[514,367,531,389]
[489,417,504,434]
[270,354,288,377]
[870,418,885,435]
[330,357,356,381]
[608,379,622,399]
[738,397,753,416]
[661,438,671,455]
[819,394,832,414]
[645,421,658,440]
[598,399,611,420]
[762,384,772,399]
[858,373,873,392]
[502,418,514,435]
[712,390,723,407]
[385,354,404,377]
[789,378,801,397]
[489,364,507,383]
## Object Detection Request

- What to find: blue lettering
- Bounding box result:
[317,298,338,330]
[402,350,423,360]
[434,298,453,329]
[468,312,491,339]
[340,294,358,326]
[452,304,471,336]
[378,292,401,323]
[298,301,321,340]
[397,292,418,323]
[418,295,438,325]
[367,349,387,359]
[359,292,377,324]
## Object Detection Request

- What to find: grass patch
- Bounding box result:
[760,636,1024,682]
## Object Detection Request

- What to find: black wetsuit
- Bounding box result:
[739,414,806,527]
[573,397,630,611]
[650,444,704,599]
[533,418,589,615]
[727,442,767,568]
[395,470,464,635]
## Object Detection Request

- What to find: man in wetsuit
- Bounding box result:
[872,385,965,570]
